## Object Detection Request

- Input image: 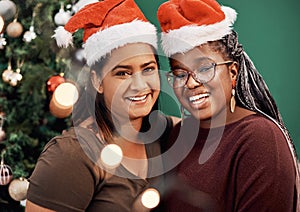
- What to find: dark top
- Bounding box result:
[163,114,296,211]
[27,116,172,212]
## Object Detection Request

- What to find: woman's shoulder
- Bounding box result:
[227,114,292,158]
[232,114,284,136]
[41,128,79,153]
[43,127,84,152]
[34,127,105,183]
[41,127,104,163]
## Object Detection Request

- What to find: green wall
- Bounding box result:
[136,0,300,155]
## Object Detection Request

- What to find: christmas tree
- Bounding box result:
[0,0,88,210]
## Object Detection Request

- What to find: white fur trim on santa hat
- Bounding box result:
[84,20,157,66]
[161,6,237,57]
[52,26,73,48]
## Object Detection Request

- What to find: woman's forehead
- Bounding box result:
[171,46,222,67]
[110,43,154,62]
[103,44,155,67]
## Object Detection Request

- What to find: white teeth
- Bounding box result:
[128,94,147,101]
[189,93,209,102]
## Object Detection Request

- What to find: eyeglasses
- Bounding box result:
[166,60,233,88]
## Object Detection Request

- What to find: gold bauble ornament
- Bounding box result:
[8,177,29,201]
[2,68,13,82]
[6,19,23,38]
[54,6,71,26]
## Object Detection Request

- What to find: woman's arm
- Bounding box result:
[26,200,54,212]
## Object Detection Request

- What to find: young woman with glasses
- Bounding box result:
[157,0,299,211]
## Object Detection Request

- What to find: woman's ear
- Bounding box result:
[91,70,103,94]
[229,61,239,81]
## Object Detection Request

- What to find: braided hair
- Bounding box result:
[214,30,300,206]
[221,31,282,123]
[219,30,296,148]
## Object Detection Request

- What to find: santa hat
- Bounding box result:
[52,0,157,66]
[157,0,237,57]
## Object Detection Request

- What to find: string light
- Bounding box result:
[100,144,123,169]
[141,188,160,209]
[0,16,4,33]
[49,82,79,118]
[54,82,78,107]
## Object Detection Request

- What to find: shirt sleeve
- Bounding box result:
[27,134,102,212]
[234,118,296,211]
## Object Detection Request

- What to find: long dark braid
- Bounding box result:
[208,30,299,159]
[220,31,300,206]
[219,31,294,143]
[221,31,282,123]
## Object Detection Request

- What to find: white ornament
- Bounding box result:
[0,0,17,21]
[54,5,71,26]
[2,60,23,86]
[0,33,6,49]
[9,77,18,86]
[8,69,22,86]
[23,26,37,43]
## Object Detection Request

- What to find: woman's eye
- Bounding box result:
[198,67,210,73]
[173,70,187,79]
[143,67,156,75]
[115,71,130,76]
[197,64,214,73]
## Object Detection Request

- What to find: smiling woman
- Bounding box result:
[91,43,160,125]
[25,0,179,211]
[157,0,299,211]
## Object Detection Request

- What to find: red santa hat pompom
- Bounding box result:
[52,0,157,66]
[157,0,237,57]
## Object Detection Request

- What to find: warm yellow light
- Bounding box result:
[54,82,79,107]
[49,82,79,118]
[100,144,123,169]
[0,16,4,33]
[141,188,160,209]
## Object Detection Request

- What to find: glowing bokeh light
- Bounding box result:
[141,188,160,209]
[100,144,123,169]
[54,82,79,107]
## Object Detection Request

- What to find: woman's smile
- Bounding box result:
[128,94,147,102]
[126,92,151,104]
[188,93,210,106]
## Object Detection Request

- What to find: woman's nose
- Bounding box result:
[130,72,148,90]
[185,73,201,89]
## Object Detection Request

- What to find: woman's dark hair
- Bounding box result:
[72,46,160,144]
[208,30,297,158]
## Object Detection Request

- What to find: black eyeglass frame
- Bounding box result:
[165,60,234,88]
